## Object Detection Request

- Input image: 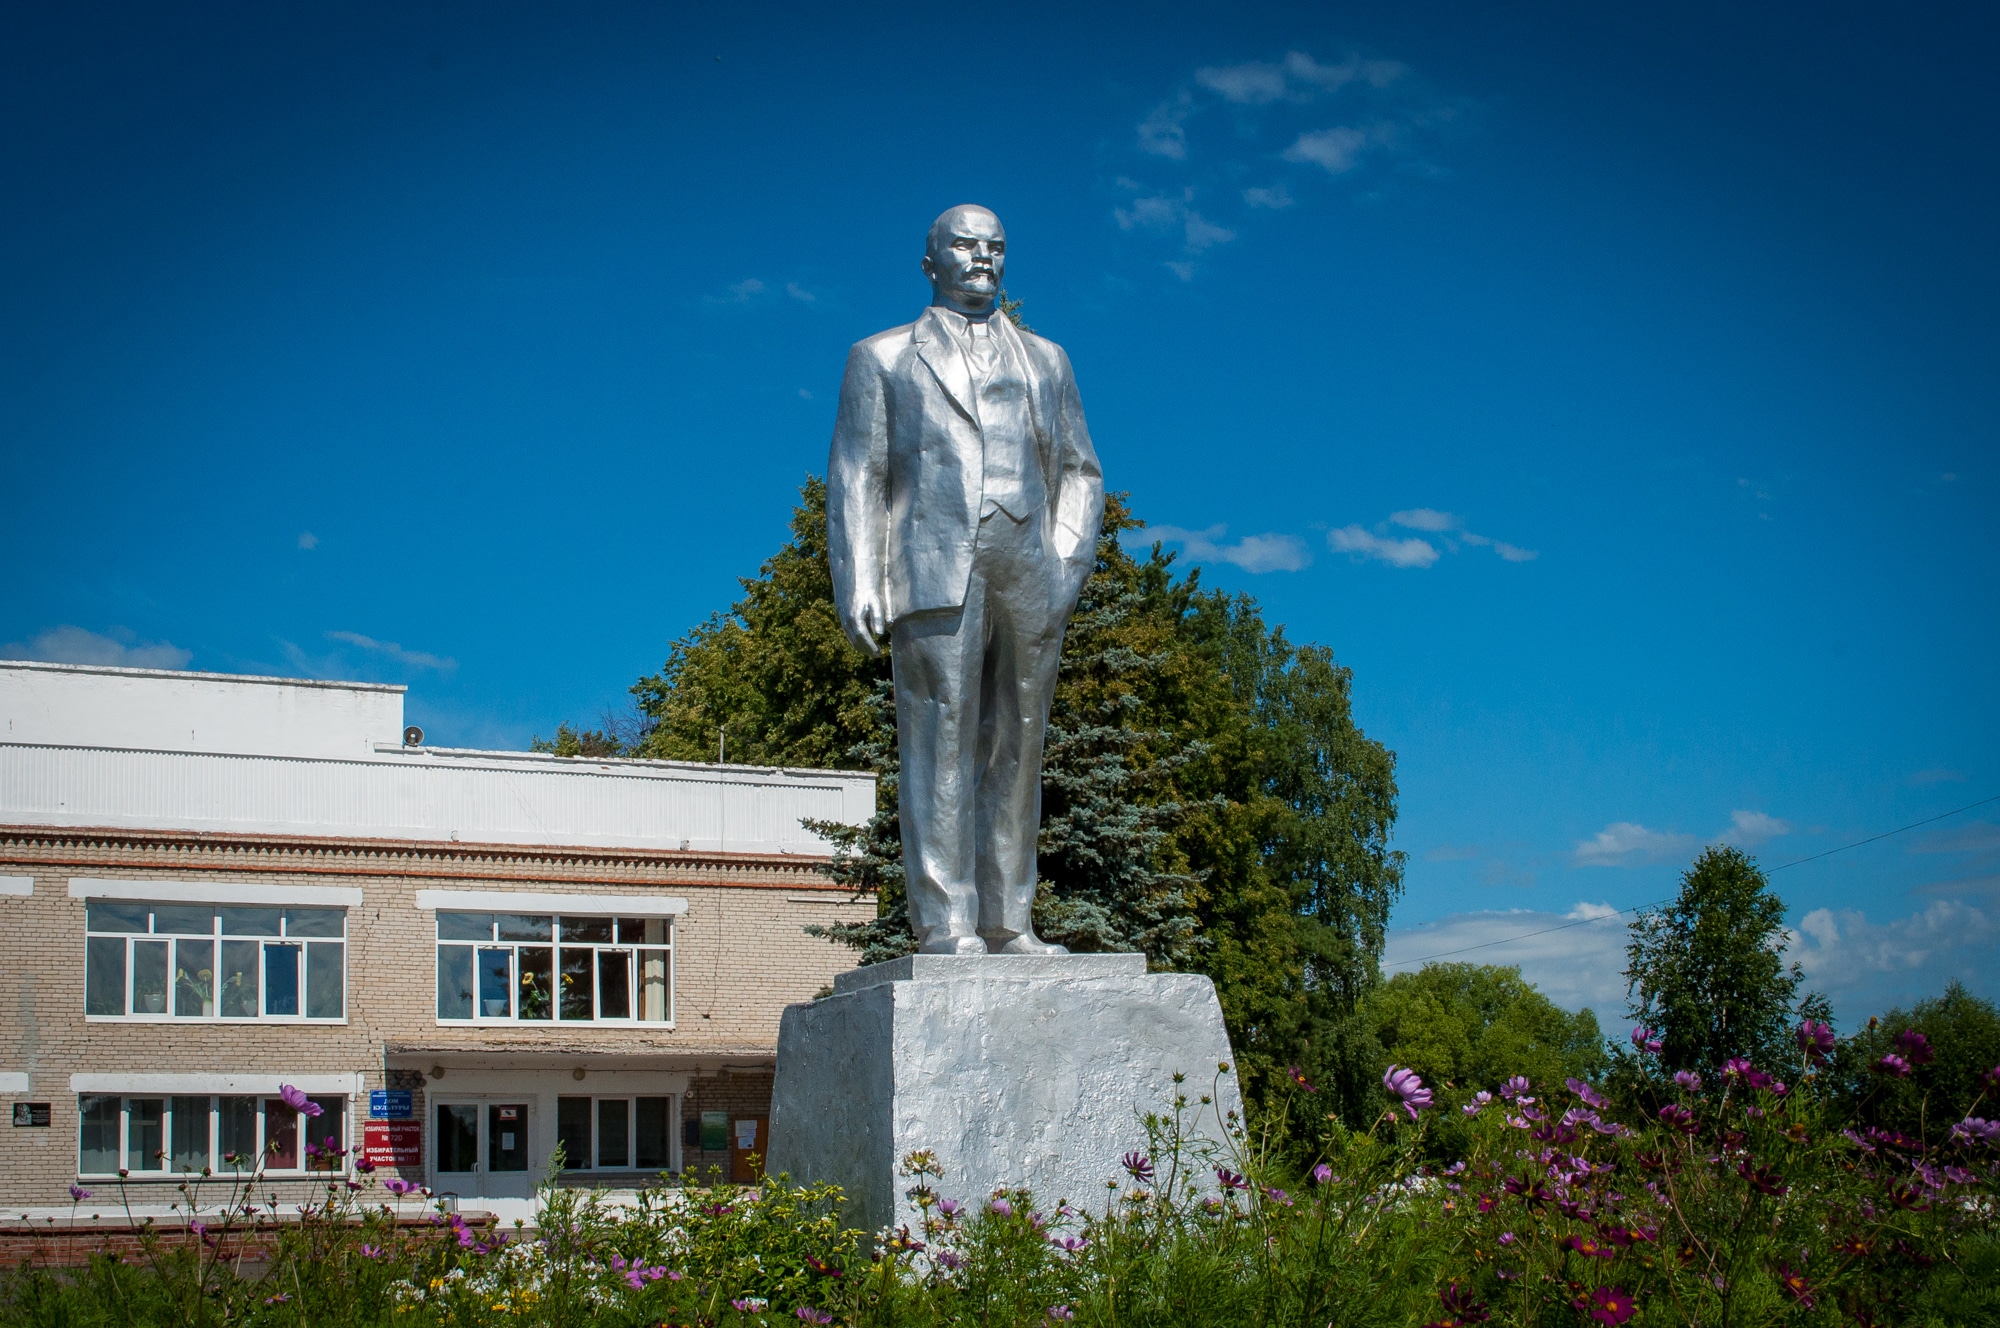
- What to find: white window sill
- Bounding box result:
[84,1016,348,1026]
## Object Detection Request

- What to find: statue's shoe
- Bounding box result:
[917,934,988,955]
[991,934,1069,956]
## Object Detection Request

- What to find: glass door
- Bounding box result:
[434,1101,481,1201]
[431,1099,535,1200]
[485,1103,532,1199]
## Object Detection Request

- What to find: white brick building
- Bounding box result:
[0,660,876,1208]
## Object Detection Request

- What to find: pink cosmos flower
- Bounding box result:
[796,1308,833,1324]
[1589,1286,1637,1325]
[1498,1076,1533,1103]
[1796,1020,1835,1061]
[1383,1065,1433,1119]
[1311,1163,1333,1184]
[1630,1027,1663,1055]
[1566,1078,1610,1110]
[68,1184,90,1201]
[1876,1053,1912,1078]
[1463,1091,1493,1117]
[1951,1117,1998,1146]
[276,1085,323,1118]
[988,1197,1013,1217]
[1674,1071,1702,1093]
[1121,1151,1153,1182]
[1215,1168,1249,1191]
[1895,1029,1935,1065]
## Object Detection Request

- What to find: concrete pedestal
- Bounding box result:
[766,953,1242,1234]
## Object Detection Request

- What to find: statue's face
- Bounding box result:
[922,208,1006,311]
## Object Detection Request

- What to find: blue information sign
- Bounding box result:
[369,1090,414,1120]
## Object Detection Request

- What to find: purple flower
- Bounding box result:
[937,1198,962,1217]
[1566,1077,1610,1110]
[1588,1286,1637,1326]
[1497,1231,1517,1246]
[382,1178,417,1197]
[1658,1104,1697,1134]
[359,1243,384,1259]
[1047,1309,1075,1323]
[1985,1063,2000,1089]
[1722,1057,1755,1079]
[352,1156,376,1173]
[1876,1053,1912,1078]
[1674,1070,1702,1092]
[1051,1234,1090,1252]
[68,1184,91,1202]
[732,1298,768,1312]
[1463,1090,1493,1117]
[1944,1166,1976,1185]
[1310,1163,1333,1185]
[1499,1076,1533,1103]
[1796,1020,1835,1060]
[989,1197,1013,1217]
[1262,1186,1292,1206]
[1383,1065,1433,1119]
[1215,1168,1249,1191]
[276,1084,323,1118]
[1630,1026,1663,1055]
[1121,1151,1154,1182]
[936,1250,963,1271]
[796,1308,833,1325]
[1896,1029,1935,1065]
[1286,1064,1317,1093]
[1951,1117,1999,1146]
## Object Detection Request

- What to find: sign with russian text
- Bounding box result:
[369,1089,414,1119]
[363,1119,422,1167]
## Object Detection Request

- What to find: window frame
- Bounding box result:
[434,912,674,1027]
[83,901,348,1024]
[553,1093,679,1173]
[75,1093,350,1180]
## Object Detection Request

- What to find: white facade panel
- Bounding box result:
[0,744,872,853]
[0,660,404,760]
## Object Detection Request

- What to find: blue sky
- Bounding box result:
[4,2,1995,1030]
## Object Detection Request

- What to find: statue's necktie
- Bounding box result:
[967,319,999,379]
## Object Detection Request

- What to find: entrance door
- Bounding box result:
[431,1099,535,1200]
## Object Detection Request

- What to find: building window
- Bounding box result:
[554,1095,675,1172]
[435,913,672,1024]
[84,902,345,1021]
[76,1094,346,1177]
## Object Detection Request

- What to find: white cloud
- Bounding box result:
[1283,126,1369,174]
[1910,768,1967,785]
[1,625,191,671]
[1389,507,1458,532]
[726,278,765,300]
[1114,194,1186,233]
[1136,94,1192,159]
[1141,524,1312,574]
[324,630,456,673]
[297,532,318,550]
[1573,821,1698,867]
[1327,525,1439,568]
[784,282,816,303]
[1791,901,2000,1020]
[1719,809,1791,847]
[797,388,813,400]
[1911,820,2000,855]
[1182,212,1235,251]
[1194,51,1404,105]
[1491,541,1538,562]
[1382,905,1633,1018]
[1242,185,1293,209]
[1163,261,1196,282]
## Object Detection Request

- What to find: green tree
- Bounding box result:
[529,722,629,757]
[1625,845,1802,1074]
[1358,961,1607,1151]
[610,478,1404,1130]
[1829,981,2000,1142]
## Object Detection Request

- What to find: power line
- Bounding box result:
[1385,793,1998,969]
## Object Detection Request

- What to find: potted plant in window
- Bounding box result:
[519,970,551,1020]
[175,964,215,1017]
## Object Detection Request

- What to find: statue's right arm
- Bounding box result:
[826,341,891,655]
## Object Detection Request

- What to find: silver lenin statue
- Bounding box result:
[827,205,1106,956]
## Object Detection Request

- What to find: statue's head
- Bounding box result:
[922,205,1006,316]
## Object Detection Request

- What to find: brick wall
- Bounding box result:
[0,828,875,1207]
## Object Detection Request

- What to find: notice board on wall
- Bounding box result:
[363,1119,423,1168]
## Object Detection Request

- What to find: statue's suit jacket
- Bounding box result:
[827,307,1104,636]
